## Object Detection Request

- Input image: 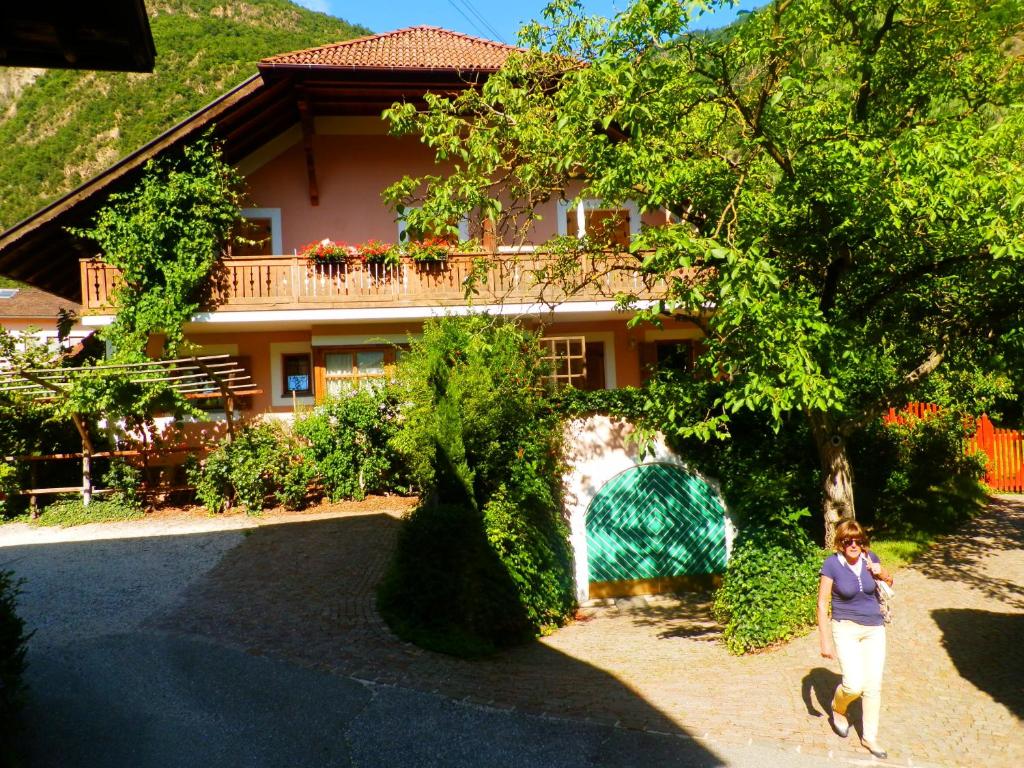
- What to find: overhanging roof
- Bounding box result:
[0,2,155,73]
[0,27,510,301]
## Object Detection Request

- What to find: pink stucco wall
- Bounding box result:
[243,124,671,251]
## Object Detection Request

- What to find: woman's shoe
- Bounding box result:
[862,741,888,759]
[829,710,849,738]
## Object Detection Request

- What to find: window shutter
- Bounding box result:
[639,342,658,384]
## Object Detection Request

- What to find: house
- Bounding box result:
[0,27,726,598]
[0,26,704,414]
[0,286,90,352]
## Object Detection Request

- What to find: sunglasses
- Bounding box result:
[840,538,866,548]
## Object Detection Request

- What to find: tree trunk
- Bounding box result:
[807,410,856,548]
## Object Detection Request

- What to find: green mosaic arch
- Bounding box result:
[585,462,727,583]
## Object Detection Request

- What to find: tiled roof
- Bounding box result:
[260,26,520,72]
[0,286,81,319]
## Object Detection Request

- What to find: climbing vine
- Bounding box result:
[70,131,244,360]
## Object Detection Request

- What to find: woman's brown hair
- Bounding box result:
[833,519,870,552]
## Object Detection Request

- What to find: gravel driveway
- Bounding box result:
[5,501,1012,768]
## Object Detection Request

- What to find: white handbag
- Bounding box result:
[876,579,895,625]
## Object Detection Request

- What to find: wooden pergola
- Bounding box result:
[0,355,257,507]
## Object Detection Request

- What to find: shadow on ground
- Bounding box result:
[609,592,723,641]
[932,608,1024,719]
[912,496,1024,609]
[3,513,727,767]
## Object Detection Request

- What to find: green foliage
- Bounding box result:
[0,570,29,762]
[31,496,144,527]
[482,487,575,630]
[0,0,369,231]
[546,384,647,421]
[0,463,17,517]
[293,389,405,501]
[189,421,314,514]
[379,316,575,654]
[851,412,987,537]
[70,133,244,359]
[101,459,144,511]
[385,0,1024,528]
[378,503,533,657]
[713,511,826,654]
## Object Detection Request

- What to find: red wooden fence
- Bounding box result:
[883,403,1024,493]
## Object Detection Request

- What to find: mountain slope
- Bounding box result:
[0,0,370,232]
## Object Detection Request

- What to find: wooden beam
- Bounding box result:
[297,89,320,207]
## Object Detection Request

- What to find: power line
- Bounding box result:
[451,0,507,43]
[444,0,492,41]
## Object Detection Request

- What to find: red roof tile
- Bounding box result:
[0,287,80,319]
[260,26,520,72]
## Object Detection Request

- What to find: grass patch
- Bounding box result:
[29,496,144,527]
[869,535,933,570]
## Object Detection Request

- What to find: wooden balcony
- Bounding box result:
[80,252,665,313]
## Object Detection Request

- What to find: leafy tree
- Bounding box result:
[384,0,1024,544]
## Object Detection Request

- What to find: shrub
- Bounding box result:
[102,458,144,511]
[293,389,404,501]
[483,487,575,630]
[546,385,646,421]
[0,463,16,518]
[189,421,315,514]
[851,410,986,536]
[31,496,144,527]
[0,570,30,751]
[378,503,532,656]
[713,511,825,655]
[380,316,576,654]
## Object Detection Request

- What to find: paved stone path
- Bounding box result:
[150,495,1024,768]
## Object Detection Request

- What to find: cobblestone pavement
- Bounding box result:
[153,496,1024,768]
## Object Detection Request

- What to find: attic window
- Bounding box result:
[0,289,18,299]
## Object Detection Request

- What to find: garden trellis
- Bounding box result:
[0,355,257,507]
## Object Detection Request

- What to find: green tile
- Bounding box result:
[586,463,727,582]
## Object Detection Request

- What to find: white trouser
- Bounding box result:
[831,619,886,743]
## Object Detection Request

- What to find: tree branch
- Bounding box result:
[840,347,944,435]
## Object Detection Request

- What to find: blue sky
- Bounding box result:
[296,0,766,45]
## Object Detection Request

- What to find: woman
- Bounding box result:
[817,519,894,759]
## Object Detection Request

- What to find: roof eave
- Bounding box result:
[0,74,265,257]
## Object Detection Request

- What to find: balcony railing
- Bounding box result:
[80,252,666,313]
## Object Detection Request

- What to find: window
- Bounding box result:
[656,340,694,373]
[230,217,273,256]
[282,353,312,397]
[317,346,397,396]
[231,208,282,256]
[566,208,631,249]
[557,199,639,249]
[541,336,587,389]
[641,340,695,383]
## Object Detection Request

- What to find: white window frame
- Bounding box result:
[240,208,283,255]
[538,331,617,390]
[556,199,640,240]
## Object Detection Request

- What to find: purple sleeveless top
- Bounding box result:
[820,551,884,626]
